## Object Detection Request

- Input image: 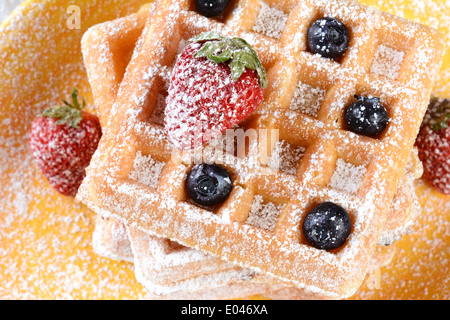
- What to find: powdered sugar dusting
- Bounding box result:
[370,44,405,80]
[267,140,305,175]
[289,81,326,117]
[149,93,166,126]
[1,0,442,300]
[165,41,264,150]
[351,179,449,300]
[329,159,367,194]
[93,217,134,263]
[77,0,445,298]
[363,0,450,97]
[252,1,288,39]
[245,195,284,231]
[0,0,164,299]
[129,227,260,296]
[129,151,165,187]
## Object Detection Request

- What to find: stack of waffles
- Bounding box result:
[77,0,444,299]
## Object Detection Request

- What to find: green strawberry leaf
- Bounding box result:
[431,113,450,130]
[190,32,267,88]
[209,49,233,63]
[191,31,224,42]
[42,106,83,128]
[195,41,229,61]
[429,98,450,131]
[229,59,246,81]
[41,88,86,128]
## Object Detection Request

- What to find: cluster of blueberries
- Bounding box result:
[186,0,390,250]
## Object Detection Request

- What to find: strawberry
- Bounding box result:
[415,98,450,195]
[29,88,102,197]
[165,31,267,150]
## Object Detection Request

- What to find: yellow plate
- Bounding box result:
[0,0,448,300]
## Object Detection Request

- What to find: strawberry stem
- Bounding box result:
[63,87,86,111]
[41,88,85,128]
[190,31,267,88]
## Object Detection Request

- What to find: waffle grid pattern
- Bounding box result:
[79,0,444,297]
[82,6,268,295]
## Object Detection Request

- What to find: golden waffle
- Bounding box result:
[81,4,424,299]
[92,152,422,298]
[79,6,257,296]
[377,147,423,246]
[92,216,134,263]
[81,7,319,298]
[77,0,444,298]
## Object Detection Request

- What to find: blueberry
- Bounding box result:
[195,0,231,18]
[307,17,350,59]
[186,163,232,206]
[345,95,389,137]
[302,202,351,250]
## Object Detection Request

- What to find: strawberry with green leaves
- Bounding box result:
[415,98,450,195]
[165,31,267,150]
[29,88,102,196]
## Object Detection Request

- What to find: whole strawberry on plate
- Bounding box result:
[29,88,102,197]
[415,98,450,195]
[165,31,267,150]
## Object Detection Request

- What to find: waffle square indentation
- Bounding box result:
[252,2,288,39]
[267,140,306,175]
[328,158,367,194]
[370,44,405,80]
[289,81,326,118]
[245,195,284,231]
[129,151,166,187]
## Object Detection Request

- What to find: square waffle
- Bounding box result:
[81,3,424,298]
[92,150,422,299]
[77,0,444,298]
[82,7,326,298]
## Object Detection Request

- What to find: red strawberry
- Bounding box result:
[29,88,102,197]
[165,31,267,150]
[415,98,450,195]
